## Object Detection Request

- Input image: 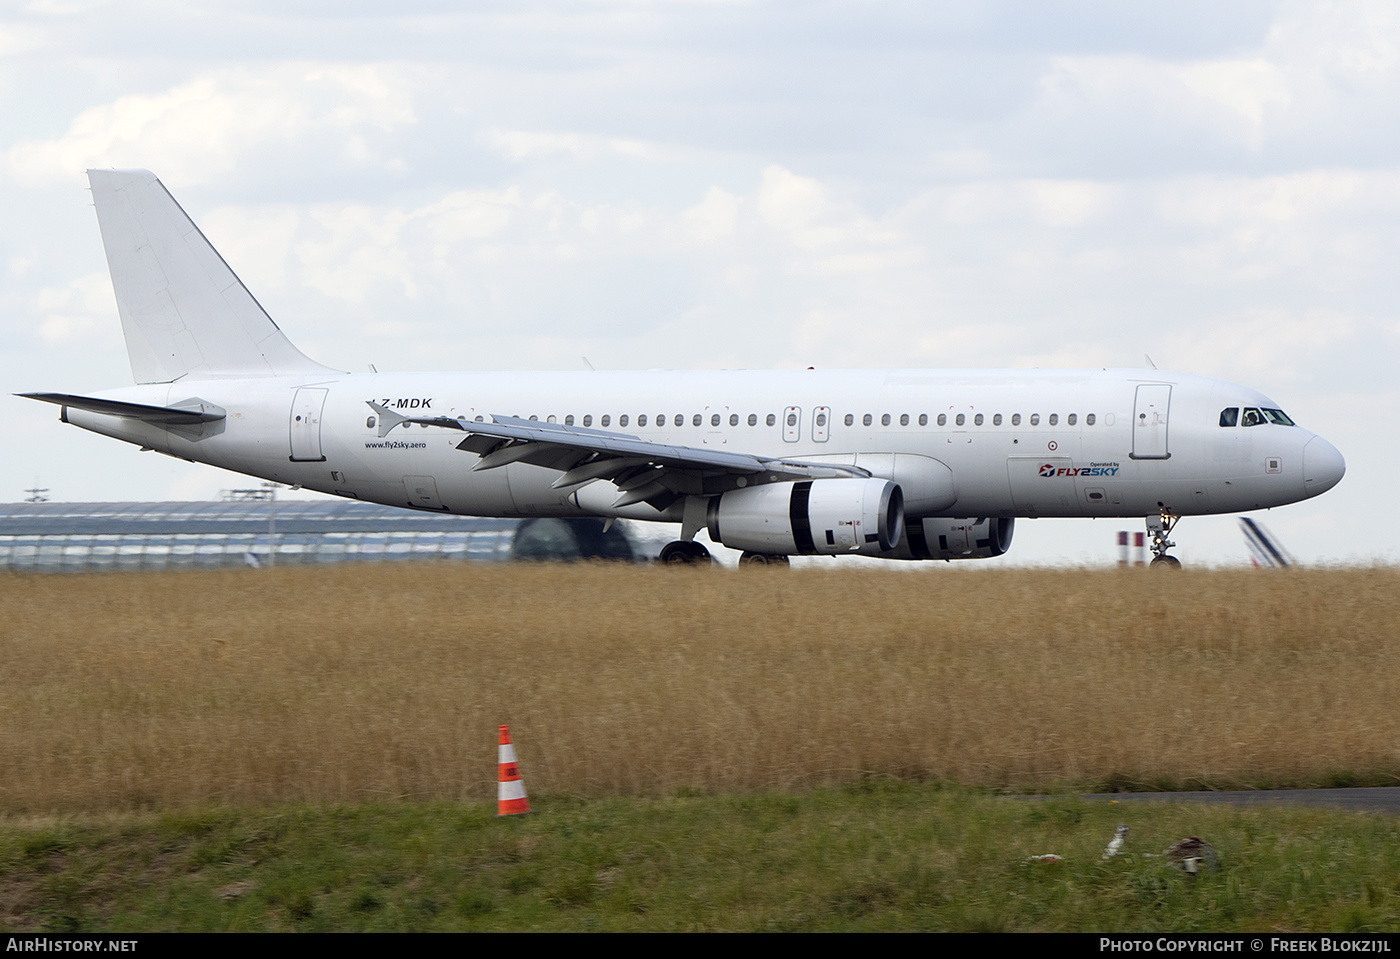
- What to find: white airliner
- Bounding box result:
[20,170,1346,567]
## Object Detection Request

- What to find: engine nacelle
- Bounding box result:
[881,516,1014,561]
[706,479,904,557]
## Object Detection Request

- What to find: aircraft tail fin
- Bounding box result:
[1240,516,1294,568]
[86,169,337,384]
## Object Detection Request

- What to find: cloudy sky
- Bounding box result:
[3,0,1394,565]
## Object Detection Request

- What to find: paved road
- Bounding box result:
[1083,787,1400,814]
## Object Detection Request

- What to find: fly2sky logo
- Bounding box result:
[1040,462,1121,479]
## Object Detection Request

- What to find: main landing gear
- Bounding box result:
[1147,511,1182,569]
[659,540,713,565]
[658,542,792,566]
[739,551,790,566]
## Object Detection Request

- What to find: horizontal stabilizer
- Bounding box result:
[18,392,226,425]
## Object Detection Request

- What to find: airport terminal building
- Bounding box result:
[0,499,646,573]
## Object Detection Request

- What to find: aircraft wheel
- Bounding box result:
[660,541,713,565]
[1149,554,1182,569]
[740,551,790,566]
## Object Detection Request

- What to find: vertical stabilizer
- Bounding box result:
[87,169,338,383]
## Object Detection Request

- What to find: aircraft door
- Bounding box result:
[1131,384,1171,460]
[289,387,328,462]
[813,406,830,442]
[783,406,801,442]
[404,475,447,510]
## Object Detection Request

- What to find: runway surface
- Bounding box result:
[1084,787,1400,814]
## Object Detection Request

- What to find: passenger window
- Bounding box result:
[974,413,983,426]
[937,414,947,426]
[786,412,797,427]
[600,415,611,427]
[1086,413,1095,426]
[749,414,758,426]
[918,414,928,426]
[366,416,376,429]
[1067,413,1077,426]
[815,413,826,427]
[1219,408,1239,427]
[766,413,776,427]
[844,413,854,427]
[583,415,592,427]
[993,414,1002,426]
[693,414,702,427]
[730,414,739,426]
[618,414,628,427]
[713,414,722,427]
[955,413,965,426]
[638,414,647,427]
[1012,413,1021,426]
[1030,414,1040,425]
[1048,414,1058,426]
[899,413,909,426]
[675,414,684,427]
[881,413,891,426]
[863,414,873,426]
[565,415,575,426]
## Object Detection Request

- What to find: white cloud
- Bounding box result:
[1019,179,1122,228]
[5,64,417,187]
[35,271,118,347]
[755,165,906,267]
[1175,58,1290,149]
[0,20,44,56]
[680,186,740,241]
[1022,2,1400,167]
[481,128,675,162]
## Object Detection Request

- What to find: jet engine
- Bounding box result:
[881,516,1014,561]
[706,478,904,557]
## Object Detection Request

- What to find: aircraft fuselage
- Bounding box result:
[63,366,1342,528]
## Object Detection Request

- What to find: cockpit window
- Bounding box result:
[1239,407,1295,427]
[1219,408,1239,427]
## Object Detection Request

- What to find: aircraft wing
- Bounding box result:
[367,401,864,509]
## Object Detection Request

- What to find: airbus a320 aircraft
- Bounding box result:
[21,170,1346,567]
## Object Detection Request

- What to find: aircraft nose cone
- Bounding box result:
[1303,435,1345,498]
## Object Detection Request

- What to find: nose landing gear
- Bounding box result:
[1147,511,1181,568]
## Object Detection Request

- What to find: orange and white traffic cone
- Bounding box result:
[496,724,533,816]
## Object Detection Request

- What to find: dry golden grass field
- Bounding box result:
[0,564,1396,811]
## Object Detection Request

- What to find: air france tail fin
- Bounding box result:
[87,169,338,384]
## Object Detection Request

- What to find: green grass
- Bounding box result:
[2,784,1398,932]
